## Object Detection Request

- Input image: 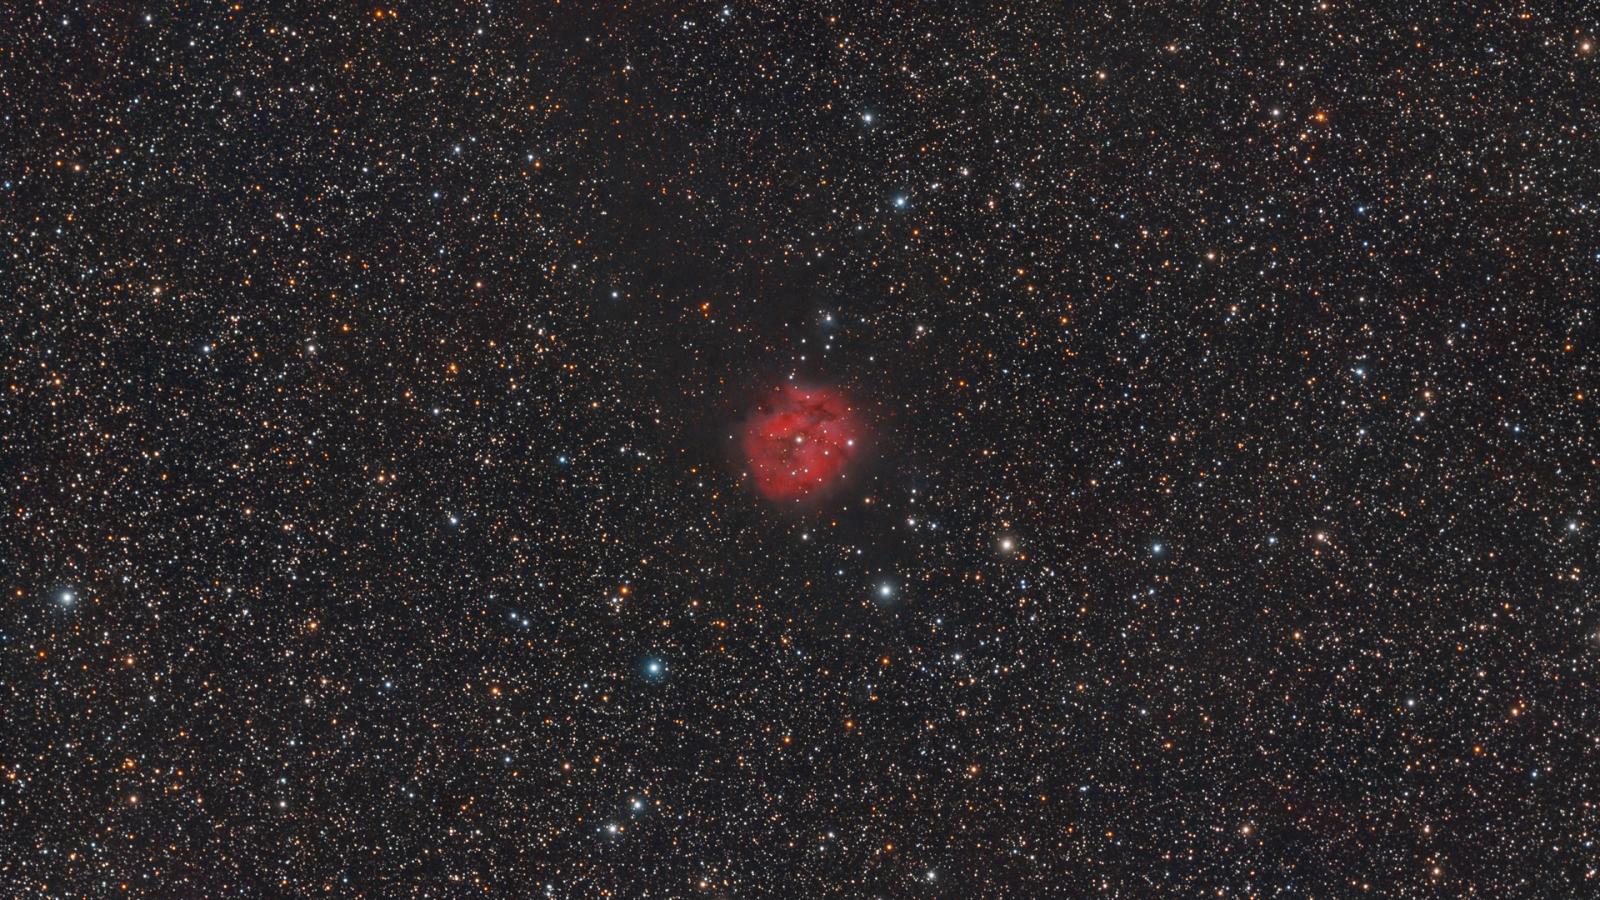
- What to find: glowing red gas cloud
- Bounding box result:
[741,384,863,502]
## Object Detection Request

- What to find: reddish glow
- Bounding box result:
[741,385,863,502]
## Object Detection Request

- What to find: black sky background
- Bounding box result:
[4,2,1597,896]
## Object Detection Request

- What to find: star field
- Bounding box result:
[3,3,1598,897]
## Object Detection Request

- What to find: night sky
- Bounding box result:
[4,3,1598,897]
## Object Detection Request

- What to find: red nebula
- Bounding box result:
[741,385,863,502]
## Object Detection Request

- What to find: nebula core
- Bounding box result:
[741,385,863,502]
